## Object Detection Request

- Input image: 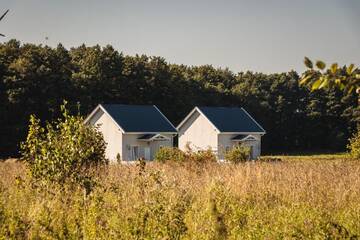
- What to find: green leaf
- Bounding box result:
[299,74,312,85]
[346,64,354,75]
[330,63,338,74]
[347,85,354,93]
[339,83,345,90]
[311,78,323,91]
[304,57,313,69]
[318,78,329,89]
[315,60,326,70]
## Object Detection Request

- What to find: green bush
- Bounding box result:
[155,146,217,164]
[20,102,108,185]
[189,149,217,164]
[225,145,250,163]
[348,127,360,159]
[154,147,186,163]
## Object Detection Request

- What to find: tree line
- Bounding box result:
[0,39,358,156]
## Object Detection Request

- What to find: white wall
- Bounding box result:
[178,111,218,152]
[88,108,174,162]
[122,134,173,161]
[218,134,262,160]
[89,109,123,163]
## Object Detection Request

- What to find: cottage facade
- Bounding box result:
[177,107,266,160]
[85,104,177,162]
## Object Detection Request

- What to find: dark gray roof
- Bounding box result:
[198,107,265,133]
[101,104,176,133]
[138,134,156,140]
[232,134,257,141]
[231,134,249,140]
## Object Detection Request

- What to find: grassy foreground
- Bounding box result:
[1,156,360,239]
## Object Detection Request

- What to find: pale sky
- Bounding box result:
[1,0,359,73]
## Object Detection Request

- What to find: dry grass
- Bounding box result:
[1,156,360,239]
[265,153,350,162]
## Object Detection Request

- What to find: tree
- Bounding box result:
[300,57,360,156]
[21,102,107,185]
[300,57,360,94]
[348,129,360,158]
[0,40,358,156]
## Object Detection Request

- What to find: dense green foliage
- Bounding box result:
[225,145,251,163]
[187,148,217,164]
[154,147,186,163]
[154,146,217,164]
[20,102,107,185]
[348,127,360,159]
[1,158,360,239]
[0,40,358,156]
[300,57,360,157]
[300,57,360,94]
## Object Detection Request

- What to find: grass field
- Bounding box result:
[1,155,360,239]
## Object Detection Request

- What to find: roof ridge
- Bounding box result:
[195,106,266,134]
[87,104,177,133]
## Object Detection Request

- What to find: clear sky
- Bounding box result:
[0,0,359,73]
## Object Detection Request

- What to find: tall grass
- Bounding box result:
[1,158,360,239]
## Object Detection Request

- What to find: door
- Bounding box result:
[249,146,254,160]
[130,146,139,161]
[144,147,151,160]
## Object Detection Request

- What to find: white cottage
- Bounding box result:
[84,104,177,162]
[177,107,266,160]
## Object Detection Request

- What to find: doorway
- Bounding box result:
[249,145,254,159]
[144,147,151,160]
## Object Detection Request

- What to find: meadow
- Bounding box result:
[1,155,360,239]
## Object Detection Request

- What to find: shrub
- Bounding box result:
[116,153,122,163]
[188,148,217,164]
[154,147,186,163]
[224,145,250,163]
[348,127,360,159]
[20,102,108,186]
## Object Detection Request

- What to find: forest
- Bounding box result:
[0,39,359,156]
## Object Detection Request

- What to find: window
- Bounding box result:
[225,146,231,152]
[131,146,139,161]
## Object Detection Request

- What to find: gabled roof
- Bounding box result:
[231,134,249,141]
[85,104,177,133]
[232,134,257,141]
[138,134,170,141]
[177,106,265,134]
[138,134,156,140]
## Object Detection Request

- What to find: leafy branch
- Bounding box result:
[300,57,360,94]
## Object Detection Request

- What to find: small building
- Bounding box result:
[177,107,266,160]
[84,104,177,162]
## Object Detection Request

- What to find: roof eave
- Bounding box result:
[124,132,178,134]
[177,107,221,133]
[84,104,126,134]
[219,131,266,135]
[153,105,177,132]
[241,107,266,133]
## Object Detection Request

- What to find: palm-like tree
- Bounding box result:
[0,9,9,37]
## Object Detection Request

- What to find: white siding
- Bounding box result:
[122,134,173,161]
[218,134,262,160]
[89,109,123,163]
[178,111,218,152]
